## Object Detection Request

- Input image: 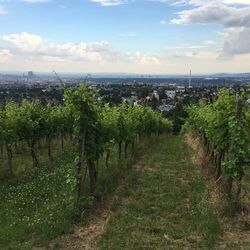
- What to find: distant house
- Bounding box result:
[122,95,138,105]
[165,90,176,99]
[158,104,175,112]
[176,86,185,93]
[153,90,159,100]
[168,83,176,88]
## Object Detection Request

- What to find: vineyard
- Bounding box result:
[184,88,250,206]
[0,84,250,249]
[0,84,172,189]
[0,84,173,248]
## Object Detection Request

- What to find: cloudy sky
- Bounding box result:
[0,0,250,74]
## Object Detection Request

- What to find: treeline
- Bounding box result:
[185,89,250,205]
[0,84,172,198]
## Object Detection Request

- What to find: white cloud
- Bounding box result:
[41,56,68,63]
[204,40,215,45]
[0,49,13,63]
[170,3,250,57]
[166,43,207,50]
[90,0,127,6]
[171,5,250,27]
[1,33,107,62]
[163,0,250,6]
[174,50,217,60]
[1,31,249,74]
[0,32,162,68]
[221,27,250,57]
[189,0,250,6]
[160,20,167,24]
[137,55,161,65]
[124,52,161,65]
[3,32,43,51]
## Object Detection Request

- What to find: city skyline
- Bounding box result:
[0,0,250,74]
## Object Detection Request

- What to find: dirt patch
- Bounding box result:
[218,216,250,249]
[185,131,210,170]
[50,208,111,250]
[33,197,114,250]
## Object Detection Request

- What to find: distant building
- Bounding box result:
[168,83,176,88]
[176,86,185,93]
[165,90,176,99]
[153,90,159,100]
[159,104,175,112]
[28,71,35,78]
[122,95,138,105]
[189,69,192,88]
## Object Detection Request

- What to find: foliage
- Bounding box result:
[185,89,250,202]
[0,83,173,200]
[164,102,188,135]
[0,152,76,249]
[63,84,172,196]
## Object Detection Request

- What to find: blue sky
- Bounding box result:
[0,0,250,74]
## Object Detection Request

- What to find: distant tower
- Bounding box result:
[28,71,35,79]
[189,69,192,88]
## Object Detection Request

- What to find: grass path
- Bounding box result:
[97,135,221,249]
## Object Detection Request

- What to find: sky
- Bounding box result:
[0,0,250,74]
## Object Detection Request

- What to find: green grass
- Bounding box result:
[0,137,72,179]
[0,152,76,249]
[0,135,223,249]
[0,137,154,249]
[98,135,222,249]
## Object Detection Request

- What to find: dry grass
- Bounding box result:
[185,131,250,249]
[185,131,226,212]
[43,203,112,250]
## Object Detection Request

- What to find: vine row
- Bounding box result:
[185,88,250,204]
[0,84,173,200]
